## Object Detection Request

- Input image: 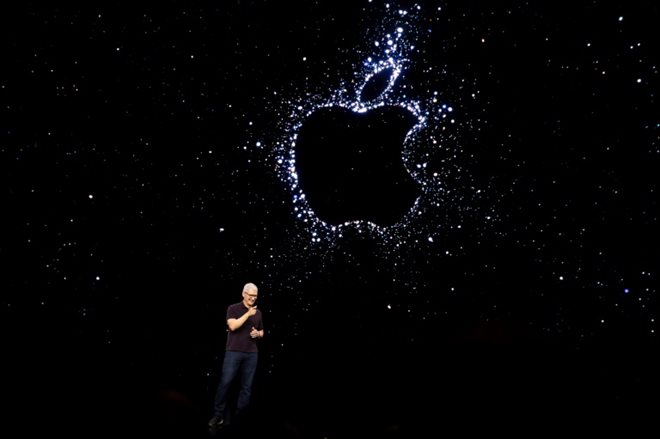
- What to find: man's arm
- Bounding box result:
[227,307,257,331]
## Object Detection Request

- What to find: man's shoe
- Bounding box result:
[208,416,224,430]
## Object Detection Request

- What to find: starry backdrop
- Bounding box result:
[2,0,658,436]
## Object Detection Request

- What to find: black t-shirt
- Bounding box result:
[225,301,263,353]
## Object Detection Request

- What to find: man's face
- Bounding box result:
[244,290,258,305]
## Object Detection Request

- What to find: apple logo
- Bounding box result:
[270,20,458,241]
[293,66,422,227]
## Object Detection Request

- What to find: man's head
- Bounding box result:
[242,282,258,306]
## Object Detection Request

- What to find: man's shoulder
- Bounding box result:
[227,302,244,313]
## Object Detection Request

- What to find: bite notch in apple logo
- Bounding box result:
[294,66,422,227]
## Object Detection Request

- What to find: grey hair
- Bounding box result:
[243,282,258,294]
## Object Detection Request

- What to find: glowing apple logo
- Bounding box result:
[267,7,467,243]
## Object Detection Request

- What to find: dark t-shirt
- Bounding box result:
[225,301,263,353]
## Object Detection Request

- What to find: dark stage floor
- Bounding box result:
[11,335,655,438]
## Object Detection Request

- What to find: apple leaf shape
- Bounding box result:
[361,67,394,102]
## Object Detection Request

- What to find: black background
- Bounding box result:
[2,1,658,437]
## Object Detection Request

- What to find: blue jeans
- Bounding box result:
[213,351,258,417]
